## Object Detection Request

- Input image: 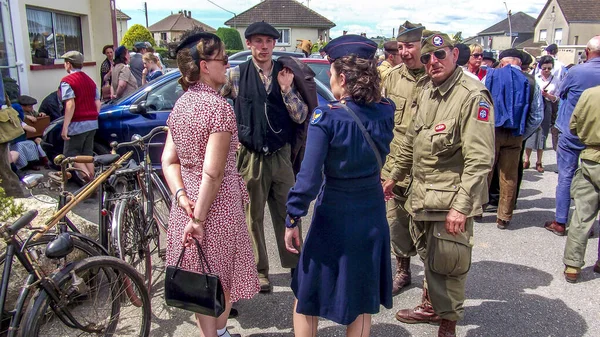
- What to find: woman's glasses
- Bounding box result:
[471,53,483,58]
[420,49,447,64]
[203,54,229,65]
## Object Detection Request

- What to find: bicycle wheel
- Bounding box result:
[114,198,152,292]
[148,172,171,232]
[19,256,151,337]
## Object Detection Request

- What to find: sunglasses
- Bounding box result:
[420,49,447,64]
[541,66,552,71]
[471,53,483,58]
[203,54,229,65]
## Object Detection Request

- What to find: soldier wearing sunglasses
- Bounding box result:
[383,31,495,337]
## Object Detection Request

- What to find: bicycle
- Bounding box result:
[108,126,172,291]
[0,210,151,336]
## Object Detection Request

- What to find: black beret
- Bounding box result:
[498,48,523,62]
[521,51,533,66]
[18,95,37,106]
[482,50,496,62]
[455,43,470,66]
[245,21,280,39]
[175,32,220,55]
[545,43,558,53]
[322,34,378,61]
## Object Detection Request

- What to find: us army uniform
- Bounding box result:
[381,20,427,296]
[390,61,495,320]
[563,85,600,281]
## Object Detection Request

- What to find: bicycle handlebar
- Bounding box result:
[53,155,95,166]
[110,126,168,151]
[6,210,38,237]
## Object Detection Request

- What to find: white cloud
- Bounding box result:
[117,0,547,38]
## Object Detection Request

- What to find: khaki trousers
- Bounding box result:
[490,128,523,221]
[411,218,473,321]
[563,159,600,268]
[0,142,24,198]
[237,144,300,278]
[387,185,416,257]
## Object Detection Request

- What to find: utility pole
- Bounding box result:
[144,2,149,28]
[504,2,513,48]
[207,0,237,29]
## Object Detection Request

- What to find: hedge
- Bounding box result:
[216,28,243,51]
[120,24,156,49]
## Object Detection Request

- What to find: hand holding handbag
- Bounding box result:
[164,237,226,317]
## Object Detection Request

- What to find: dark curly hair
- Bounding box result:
[538,55,554,68]
[331,55,381,104]
[176,34,224,91]
[113,46,128,65]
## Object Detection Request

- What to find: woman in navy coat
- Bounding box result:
[284,35,395,336]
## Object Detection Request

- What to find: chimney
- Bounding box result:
[188,11,191,18]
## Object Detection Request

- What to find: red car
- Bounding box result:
[301,58,331,90]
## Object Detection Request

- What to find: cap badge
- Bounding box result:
[432,35,444,47]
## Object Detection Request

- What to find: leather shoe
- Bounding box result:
[544,221,566,236]
[392,257,411,295]
[438,319,457,337]
[593,260,600,274]
[259,276,271,293]
[496,219,509,230]
[396,304,441,325]
[564,265,580,283]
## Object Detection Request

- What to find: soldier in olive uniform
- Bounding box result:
[378,40,402,81]
[381,21,428,298]
[383,32,495,337]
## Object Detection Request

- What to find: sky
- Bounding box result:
[116,0,548,39]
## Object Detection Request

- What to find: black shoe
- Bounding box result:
[228,308,239,318]
[290,268,296,277]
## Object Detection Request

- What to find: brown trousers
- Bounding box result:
[489,128,522,221]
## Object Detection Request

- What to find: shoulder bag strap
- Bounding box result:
[339,103,383,170]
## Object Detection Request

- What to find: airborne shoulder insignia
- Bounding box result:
[477,101,490,122]
[311,109,324,124]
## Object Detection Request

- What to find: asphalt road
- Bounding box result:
[62,149,598,336]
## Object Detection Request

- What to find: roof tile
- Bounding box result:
[225,0,335,28]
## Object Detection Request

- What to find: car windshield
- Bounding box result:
[305,63,331,90]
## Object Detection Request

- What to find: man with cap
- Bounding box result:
[15,95,45,120]
[383,31,495,337]
[545,43,567,83]
[380,20,428,305]
[378,40,402,81]
[482,51,496,69]
[59,51,101,181]
[483,49,542,229]
[221,21,309,293]
[130,41,148,86]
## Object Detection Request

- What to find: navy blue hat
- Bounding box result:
[498,48,523,62]
[175,32,221,62]
[245,21,280,39]
[482,50,496,62]
[322,35,378,61]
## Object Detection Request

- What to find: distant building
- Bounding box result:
[474,12,537,51]
[224,0,335,51]
[116,9,132,44]
[148,10,216,46]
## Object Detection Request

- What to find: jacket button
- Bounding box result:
[437,233,441,237]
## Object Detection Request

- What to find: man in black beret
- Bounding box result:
[221,21,310,293]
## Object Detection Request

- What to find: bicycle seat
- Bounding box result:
[45,232,75,259]
[115,159,141,175]
[94,154,120,166]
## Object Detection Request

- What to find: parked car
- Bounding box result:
[228,50,304,62]
[42,65,335,172]
[300,58,330,90]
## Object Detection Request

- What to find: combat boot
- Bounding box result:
[392,257,411,295]
[395,286,441,324]
[438,319,457,337]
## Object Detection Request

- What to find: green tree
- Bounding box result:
[215,27,244,51]
[0,180,25,223]
[120,24,156,49]
[452,31,463,44]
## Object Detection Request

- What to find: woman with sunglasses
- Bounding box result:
[524,55,560,172]
[284,34,394,336]
[161,32,259,337]
[467,43,487,80]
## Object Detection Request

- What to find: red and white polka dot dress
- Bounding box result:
[165,82,260,302]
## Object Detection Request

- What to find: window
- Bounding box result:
[276,28,290,45]
[539,29,547,42]
[554,28,562,45]
[574,35,579,45]
[26,7,82,62]
[160,32,167,41]
[145,78,184,112]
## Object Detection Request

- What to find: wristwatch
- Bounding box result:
[285,215,301,228]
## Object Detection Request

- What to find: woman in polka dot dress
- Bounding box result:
[161,32,259,337]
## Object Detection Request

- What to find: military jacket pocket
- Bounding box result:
[422,172,460,211]
[428,222,472,276]
[429,118,458,156]
[389,96,406,125]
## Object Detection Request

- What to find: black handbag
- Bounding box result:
[164,237,225,317]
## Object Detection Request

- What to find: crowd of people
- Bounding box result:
[1,17,599,337]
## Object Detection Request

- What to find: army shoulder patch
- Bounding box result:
[311,109,324,124]
[477,101,490,122]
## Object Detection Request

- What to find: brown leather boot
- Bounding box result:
[392,257,411,295]
[438,319,457,337]
[395,287,441,324]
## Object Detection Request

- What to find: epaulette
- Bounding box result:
[327,102,343,109]
[380,97,393,105]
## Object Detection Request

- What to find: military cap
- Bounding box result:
[420,31,453,55]
[397,21,425,43]
[455,43,470,66]
[322,34,378,61]
[17,95,37,106]
[134,42,148,49]
[545,43,558,54]
[61,51,84,65]
[482,50,496,62]
[498,48,523,62]
[245,21,280,39]
[383,41,399,52]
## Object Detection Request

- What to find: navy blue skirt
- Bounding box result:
[292,175,393,325]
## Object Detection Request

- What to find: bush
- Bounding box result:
[120,24,156,49]
[226,49,243,56]
[311,41,327,53]
[155,47,169,60]
[0,180,24,223]
[215,27,243,51]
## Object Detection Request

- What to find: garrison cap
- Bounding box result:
[498,48,523,62]
[482,50,496,62]
[397,21,425,43]
[322,34,378,60]
[245,21,280,39]
[455,43,470,66]
[61,51,84,65]
[383,41,399,52]
[421,31,453,55]
[17,95,37,106]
